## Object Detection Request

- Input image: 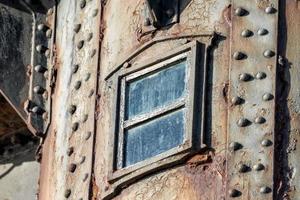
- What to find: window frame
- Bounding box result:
[108,41,206,183]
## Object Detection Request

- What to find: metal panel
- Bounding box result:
[227,1,278,199]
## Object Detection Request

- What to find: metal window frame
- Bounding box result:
[107,41,207,185]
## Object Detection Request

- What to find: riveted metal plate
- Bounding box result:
[227,1,278,199]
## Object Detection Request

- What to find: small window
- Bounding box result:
[108,41,206,183]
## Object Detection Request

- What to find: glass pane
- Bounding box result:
[125,60,186,120]
[123,109,184,167]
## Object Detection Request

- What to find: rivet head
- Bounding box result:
[261,139,272,147]
[84,73,91,81]
[82,114,88,123]
[234,7,247,16]
[229,189,241,197]
[229,142,242,151]
[68,105,76,115]
[263,50,275,58]
[241,29,253,37]
[233,52,246,60]
[92,9,98,17]
[258,28,268,36]
[88,89,94,97]
[260,186,272,194]
[31,106,43,114]
[90,49,96,58]
[34,65,47,73]
[77,40,84,50]
[253,163,265,171]
[72,64,79,74]
[265,6,276,14]
[165,8,174,18]
[85,131,92,140]
[79,156,86,164]
[72,122,79,132]
[231,96,243,105]
[82,173,89,182]
[74,81,82,90]
[237,118,250,127]
[87,33,93,41]
[74,24,81,33]
[239,73,251,81]
[263,93,273,101]
[79,0,86,9]
[45,50,51,58]
[255,116,266,124]
[238,164,249,173]
[46,29,52,38]
[33,86,45,94]
[256,72,266,79]
[64,189,71,198]
[67,147,74,156]
[123,62,130,68]
[36,45,46,53]
[68,163,77,173]
[37,24,48,32]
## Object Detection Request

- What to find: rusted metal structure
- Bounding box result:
[0,0,300,199]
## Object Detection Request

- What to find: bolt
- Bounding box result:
[72,122,79,132]
[92,9,98,17]
[263,50,275,58]
[234,7,247,16]
[256,72,266,79]
[87,33,93,41]
[64,189,71,198]
[77,40,84,50]
[253,163,264,171]
[229,189,241,197]
[241,29,253,37]
[72,64,79,74]
[33,86,45,94]
[255,116,266,124]
[238,164,249,173]
[237,118,250,127]
[233,52,246,60]
[74,81,82,90]
[261,139,272,147]
[265,6,276,14]
[68,163,77,173]
[231,96,243,105]
[85,131,92,140]
[262,93,273,101]
[34,65,47,73]
[68,105,76,115]
[80,0,86,9]
[229,142,242,151]
[258,28,268,36]
[260,186,272,194]
[37,24,48,32]
[67,147,74,156]
[74,24,81,33]
[46,29,52,38]
[239,73,251,81]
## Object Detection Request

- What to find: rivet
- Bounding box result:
[265,6,276,14]
[123,62,130,68]
[238,164,249,173]
[241,29,253,37]
[87,33,93,41]
[262,93,273,101]
[231,96,243,105]
[45,49,51,58]
[68,105,76,115]
[72,122,79,132]
[64,189,71,198]
[260,186,272,194]
[229,142,242,151]
[261,139,272,147]
[263,50,275,58]
[237,118,250,127]
[33,86,45,94]
[31,106,43,114]
[90,49,96,58]
[74,24,81,33]
[79,0,86,9]
[82,173,89,182]
[229,189,241,197]
[233,51,246,60]
[88,89,94,97]
[42,112,48,121]
[165,8,174,18]
[46,29,52,38]
[239,73,251,81]
[253,163,265,171]
[234,7,247,16]
[77,40,84,50]
[254,116,266,124]
[255,72,266,79]
[82,114,88,123]
[36,45,47,53]
[79,156,86,164]
[84,73,91,81]
[34,65,47,73]
[92,9,98,17]
[47,8,54,16]
[74,81,82,90]
[72,64,79,74]
[68,163,77,173]
[42,91,48,100]
[258,28,268,36]
[37,24,48,32]
[67,147,74,156]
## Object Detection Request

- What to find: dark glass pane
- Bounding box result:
[123,109,184,167]
[125,60,186,120]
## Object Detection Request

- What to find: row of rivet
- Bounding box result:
[64,0,99,199]
[228,4,277,198]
